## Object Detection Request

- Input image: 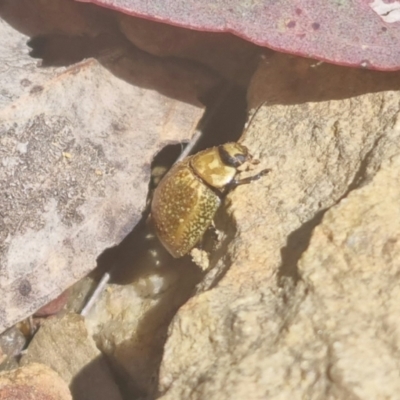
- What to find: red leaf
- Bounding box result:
[76,0,400,71]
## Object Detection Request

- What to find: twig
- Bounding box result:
[80,272,110,316]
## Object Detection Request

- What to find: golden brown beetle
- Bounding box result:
[151,143,269,258]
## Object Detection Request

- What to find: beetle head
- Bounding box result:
[218,143,249,168]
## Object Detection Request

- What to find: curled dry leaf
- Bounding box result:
[77,0,400,70]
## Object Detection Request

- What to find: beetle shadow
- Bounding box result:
[94,141,189,283]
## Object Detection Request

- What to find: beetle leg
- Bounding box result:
[198,223,219,253]
[230,168,271,189]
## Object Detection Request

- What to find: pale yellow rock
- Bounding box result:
[22,314,123,400]
[0,362,72,400]
[296,155,400,400]
[86,282,162,398]
[157,81,400,398]
[85,254,203,398]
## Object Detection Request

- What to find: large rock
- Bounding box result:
[294,154,400,399]
[156,62,400,398]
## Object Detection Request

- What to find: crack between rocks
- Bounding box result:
[278,132,386,286]
[273,135,388,365]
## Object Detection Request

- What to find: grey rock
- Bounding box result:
[0,17,205,333]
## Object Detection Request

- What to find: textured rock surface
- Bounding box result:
[22,314,122,400]
[0,14,206,333]
[0,362,72,400]
[156,64,400,398]
[295,154,400,399]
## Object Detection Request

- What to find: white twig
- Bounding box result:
[175,129,202,164]
[80,272,110,316]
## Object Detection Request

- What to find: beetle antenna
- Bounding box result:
[242,101,267,137]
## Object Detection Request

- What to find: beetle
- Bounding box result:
[151,142,270,258]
